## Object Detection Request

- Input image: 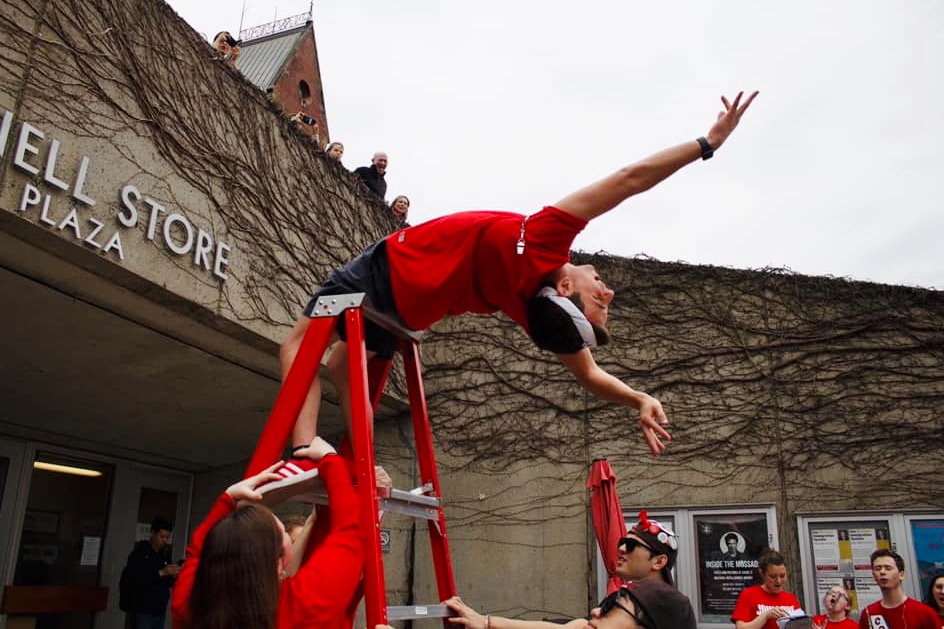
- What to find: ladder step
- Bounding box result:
[378,485,442,521]
[388,486,441,508]
[387,604,451,621]
[378,499,439,521]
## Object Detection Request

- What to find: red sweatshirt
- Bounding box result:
[171,455,363,629]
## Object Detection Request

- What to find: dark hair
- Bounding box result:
[758,549,786,573]
[150,517,173,533]
[724,533,739,544]
[281,514,306,531]
[924,570,944,611]
[870,548,905,572]
[527,291,610,354]
[187,505,282,629]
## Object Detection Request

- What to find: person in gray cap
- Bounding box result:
[442,511,692,629]
[443,579,695,629]
[589,580,696,629]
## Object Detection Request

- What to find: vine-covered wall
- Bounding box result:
[2,0,941,622]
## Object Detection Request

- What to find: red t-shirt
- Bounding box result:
[385,206,587,331]
[858,598,941,629]
[813,614,858,629]
[731,585,801,629]
[171,455,363,629]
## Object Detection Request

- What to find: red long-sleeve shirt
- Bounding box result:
[171,455,363,629]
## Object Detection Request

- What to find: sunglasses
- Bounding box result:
[619,537,654,554]
[599,588,653,629]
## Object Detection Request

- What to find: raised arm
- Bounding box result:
[444,597,586,629]
[556,349,670,457]
[171,462,284,624]
[555,91,758,221]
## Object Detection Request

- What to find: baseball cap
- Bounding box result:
[527,286,597,354]
[603,580,696,629]
[619,510,679,586]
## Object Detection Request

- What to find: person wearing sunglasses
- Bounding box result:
[443,511,692,629]
[616,511,679,585]
[731,549,801,629]
[444,580,694,629]
[811,586,857,629]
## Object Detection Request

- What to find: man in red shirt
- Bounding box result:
[273,91,758,484]
[858,549,939,629]
[731,549,802,629]
[812,586,857,629]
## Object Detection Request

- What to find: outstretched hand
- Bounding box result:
[443,596,487,629]
[225,461,284,502]
[706,91,759,150]
[638,394,671,457]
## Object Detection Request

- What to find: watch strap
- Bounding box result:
[697,136,714,160]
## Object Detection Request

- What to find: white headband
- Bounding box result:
[536,286,597,348]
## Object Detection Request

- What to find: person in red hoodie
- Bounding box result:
[171,437,362,629]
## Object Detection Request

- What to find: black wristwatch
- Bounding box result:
[697,136,714,160]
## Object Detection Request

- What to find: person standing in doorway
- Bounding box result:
[119,517,181,629]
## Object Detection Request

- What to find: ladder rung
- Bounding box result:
[378,498,439,521]
[388,487,441,507]
[379,485,441,521]
[387,605,450,621]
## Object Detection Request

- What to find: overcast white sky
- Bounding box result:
[167,0,944,290]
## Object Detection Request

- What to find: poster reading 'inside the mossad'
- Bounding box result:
[696,513,770,620]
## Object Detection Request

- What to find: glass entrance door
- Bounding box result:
[0,439,191,629]
[97,465,191,629]
[0,439,28,593]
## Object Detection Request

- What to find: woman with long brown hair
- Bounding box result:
[171,437,362,629]
[925,570,944,629]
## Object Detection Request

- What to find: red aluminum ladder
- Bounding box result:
[243,293,456,626]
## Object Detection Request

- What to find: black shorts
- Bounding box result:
[302,239,402,359]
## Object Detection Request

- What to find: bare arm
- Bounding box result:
[555,91,758,221]
[556,349,670,457]
[444,597,585,629]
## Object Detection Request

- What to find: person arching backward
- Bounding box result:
[261,91,759,494]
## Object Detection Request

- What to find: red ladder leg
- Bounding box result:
[401,340,457,612]
[343,306,387,628]
[244,316,336,477]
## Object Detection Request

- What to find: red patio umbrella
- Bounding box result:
[587,458,628,595]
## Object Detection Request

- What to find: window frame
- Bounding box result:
[796,511,944,616]
[596,504,779,628]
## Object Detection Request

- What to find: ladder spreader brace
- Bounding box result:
[243,293,456,627]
